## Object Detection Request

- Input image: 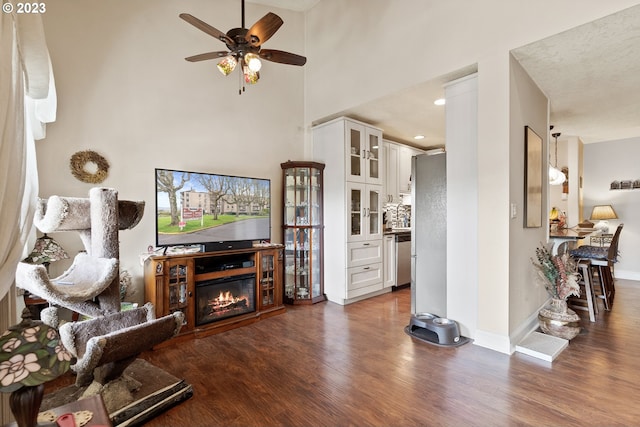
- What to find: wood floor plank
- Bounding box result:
[49,280,640,426]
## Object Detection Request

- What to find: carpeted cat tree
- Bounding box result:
[15,188,192,424]
[16,187,143,320]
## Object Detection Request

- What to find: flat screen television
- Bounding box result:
[155,168,271,251]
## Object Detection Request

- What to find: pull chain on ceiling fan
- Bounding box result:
[180,0,307,94]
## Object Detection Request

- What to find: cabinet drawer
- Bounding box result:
[347,262,383,298]
[347,240,382,268]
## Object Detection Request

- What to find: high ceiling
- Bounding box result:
[247,0,320,12]
[249,1,640,148]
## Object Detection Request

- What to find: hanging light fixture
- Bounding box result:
[179,0,307,95]
[216,55,238,76]
[549,131,566,185]
[244,53,262,72]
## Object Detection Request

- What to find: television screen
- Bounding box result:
[155,168,271,248]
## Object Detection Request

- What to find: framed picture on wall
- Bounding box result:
[524,126,542,228]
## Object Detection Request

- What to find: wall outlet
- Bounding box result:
[510,203,517,219]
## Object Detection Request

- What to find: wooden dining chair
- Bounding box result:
[570,224,623,311]
[568,259,598,322]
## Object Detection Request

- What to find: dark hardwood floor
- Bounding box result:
[58,280,640,426]
[139,280,640,426]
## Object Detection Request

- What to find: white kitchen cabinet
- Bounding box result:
[347,181,382,242]
[384,140,425,201]
[384,141,400,203]
[383,234,396,288]
[398,145,425,194]
[313,117,387,305]
[347,262,383,300]
[345,120,383,186]
[347,240,383,268]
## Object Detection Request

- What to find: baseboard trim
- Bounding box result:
[472,329,512,355]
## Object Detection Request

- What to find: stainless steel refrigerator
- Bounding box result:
[411,151,447,317]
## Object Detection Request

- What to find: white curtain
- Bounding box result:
[1,11,55,424]
[0,11,55,302]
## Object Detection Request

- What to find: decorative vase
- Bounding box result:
[538,298,581,340]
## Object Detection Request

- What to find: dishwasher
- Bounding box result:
[395,233,411,288]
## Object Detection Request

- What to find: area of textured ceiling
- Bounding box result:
[512,4,640,144]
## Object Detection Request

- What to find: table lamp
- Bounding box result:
[21,234,70,319]
[22,234,69,272]
[0,309,74,427]
[590,205,618,233]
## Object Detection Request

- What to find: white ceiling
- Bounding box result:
[249,1,640,148]
[247,0,320,12]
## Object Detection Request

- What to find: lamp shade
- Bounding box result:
[549,165,566,185]
[590,205,618,221]
[0,309,74,427]
[23,234,69,265]
[0,309,74,393]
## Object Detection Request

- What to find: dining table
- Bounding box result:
[549,228,598,254]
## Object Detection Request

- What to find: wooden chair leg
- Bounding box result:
[569,261,598,322]
[593,264,613,311]
[602,265,615,307]
[580,262,597,322]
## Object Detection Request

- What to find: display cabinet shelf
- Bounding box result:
[281,161,326,304]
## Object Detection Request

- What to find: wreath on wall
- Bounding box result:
[69,150,110,184]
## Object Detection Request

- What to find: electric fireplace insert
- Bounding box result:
[196,273,256,326]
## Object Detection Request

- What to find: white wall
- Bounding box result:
[38,0,306,303]
[507,55,549,345]
[445,75,478,339]
[584,137,640,280]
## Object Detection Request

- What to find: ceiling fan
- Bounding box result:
[180,0,307,94]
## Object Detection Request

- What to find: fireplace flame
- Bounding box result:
[218,290,237,303]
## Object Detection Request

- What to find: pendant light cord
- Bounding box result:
[552,132,561,167]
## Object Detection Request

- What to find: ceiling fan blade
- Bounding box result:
[245,12,283,47]
[179,13,234,46]
[259,49,307,66]
[185,51,229,62]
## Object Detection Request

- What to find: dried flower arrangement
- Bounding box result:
[531,244,581,300]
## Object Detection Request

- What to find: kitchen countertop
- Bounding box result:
[384,228,411,235]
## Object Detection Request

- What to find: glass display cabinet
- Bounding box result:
[281,161,325,304]
[165,258,192,332]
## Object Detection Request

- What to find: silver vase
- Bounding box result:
[538,298,581,340]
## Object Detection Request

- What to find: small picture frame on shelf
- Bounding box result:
[620,180,632,189]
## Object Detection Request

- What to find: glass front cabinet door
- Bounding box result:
[164,258,193,333]
[281,161,326,304]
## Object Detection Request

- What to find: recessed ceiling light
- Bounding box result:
[434,98,446,106]
[414,135,425,140]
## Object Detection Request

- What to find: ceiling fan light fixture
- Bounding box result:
[243,65,259,84]
[217,56,237,76]
[244,53,262,71]
[180,1,305,94]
